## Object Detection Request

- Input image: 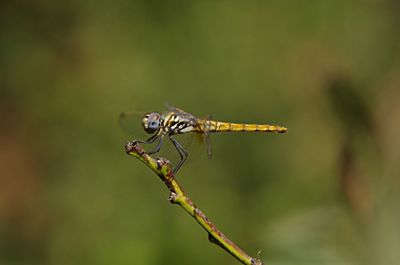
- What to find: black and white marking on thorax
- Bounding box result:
[163,113,196,135]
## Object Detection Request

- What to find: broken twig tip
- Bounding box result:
[124,141,134,153]
[125,141,146,156]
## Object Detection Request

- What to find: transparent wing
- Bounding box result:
[119,110,176,162]
[165,103,190,115]
[119,111,150,140]
[170,132,207,168]
[166,105,213,160]
[165,104,213,159]
[203,115,213,159]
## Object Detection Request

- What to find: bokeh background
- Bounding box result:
[1,1,400,265]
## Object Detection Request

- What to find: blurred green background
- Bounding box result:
[1,1,400,265]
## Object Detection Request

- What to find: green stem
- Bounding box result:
[125,141,264,265]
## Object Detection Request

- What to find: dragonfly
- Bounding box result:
[120,106,287,174]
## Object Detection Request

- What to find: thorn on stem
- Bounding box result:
[156,158,163,170]
[251,258,264,265]
[251,250,264,265]
[169,192,177,203]
[155,157,173,177]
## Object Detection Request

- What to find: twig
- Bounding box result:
[125,141,264,265]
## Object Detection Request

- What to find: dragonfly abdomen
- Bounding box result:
[196,120,287,133]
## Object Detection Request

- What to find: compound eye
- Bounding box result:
[142,112,160,134]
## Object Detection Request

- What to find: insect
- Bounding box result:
[120,106,287,174]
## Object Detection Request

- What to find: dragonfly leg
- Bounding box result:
[135,130,160,144]
[134,130,164,155]
[169,136,188,174]
[147,134,164,155]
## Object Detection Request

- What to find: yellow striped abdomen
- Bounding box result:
[195,120,287,133]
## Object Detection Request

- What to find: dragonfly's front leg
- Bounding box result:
[169,136,188,174]
[147,134,164,155]
[135,130,164,155]
[135,130,160,145]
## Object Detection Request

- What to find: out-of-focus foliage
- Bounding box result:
[1,1,399,265]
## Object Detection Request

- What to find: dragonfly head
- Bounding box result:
[142,112,161,134]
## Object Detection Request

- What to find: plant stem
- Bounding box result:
[125,141,264,265]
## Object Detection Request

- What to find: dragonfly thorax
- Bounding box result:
[142,112,162,134]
